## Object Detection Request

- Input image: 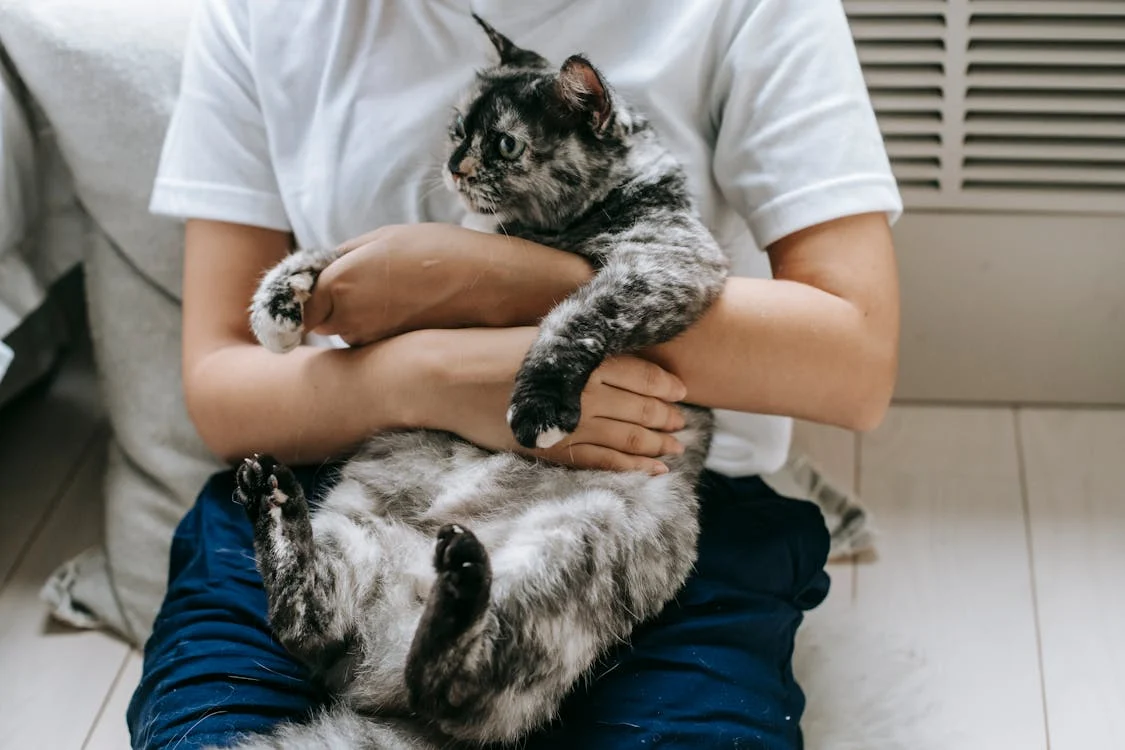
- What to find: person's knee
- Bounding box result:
[785,498,832,610]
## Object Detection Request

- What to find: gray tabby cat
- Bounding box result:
[223,16,728,749]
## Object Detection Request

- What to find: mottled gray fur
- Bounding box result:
[229,16,729,750]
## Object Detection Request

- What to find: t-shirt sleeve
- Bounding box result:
[710,0,902,248]
[148,0,289,231]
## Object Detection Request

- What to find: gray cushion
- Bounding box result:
[0,0,217,645]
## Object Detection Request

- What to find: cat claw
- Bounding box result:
[433,524,489,579]
[234,454,297,513]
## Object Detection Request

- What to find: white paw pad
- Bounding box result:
[535,427,567,449]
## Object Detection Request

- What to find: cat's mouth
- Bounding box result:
[454,181,499,215]
[443,163,504,216]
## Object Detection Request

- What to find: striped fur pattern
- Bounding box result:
[228,16,729,749]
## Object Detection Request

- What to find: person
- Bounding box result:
[126,1,902,748]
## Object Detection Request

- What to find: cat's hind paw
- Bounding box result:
[430,524,492,632]
[234,454,301,520]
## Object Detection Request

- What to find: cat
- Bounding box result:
[223,16,729,749]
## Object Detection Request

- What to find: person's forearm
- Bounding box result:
[184,338,426,465]
[452,266,896,431]
[305,225,594,344]
[647,277,897,431]
[448,214,897,431]
[438,234,896,430]
[443,230,593,329]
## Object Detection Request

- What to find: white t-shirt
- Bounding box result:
[151,0,902,477]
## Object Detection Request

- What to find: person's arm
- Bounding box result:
[304,211,898,434]
[301,224,593,345]
[649,211,899,431]
[182,219,686,471]
[181,219,424,464]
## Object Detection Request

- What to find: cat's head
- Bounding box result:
[443,15,631,228]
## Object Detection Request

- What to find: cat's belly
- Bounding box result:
[336,408,713,530]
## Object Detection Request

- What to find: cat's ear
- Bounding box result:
[555,55,614,133]
[472,13,548,68]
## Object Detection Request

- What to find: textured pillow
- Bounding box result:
[0,0,219,644]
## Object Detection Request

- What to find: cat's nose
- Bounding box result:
[449,156,478,181]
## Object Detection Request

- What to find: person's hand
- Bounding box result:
[302,223,474,345]
[406,327,687,474]
[303,223,592,346]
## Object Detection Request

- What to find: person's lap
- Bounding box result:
[127,465,830,749]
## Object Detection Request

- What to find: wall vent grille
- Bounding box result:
[844,0,1125,213]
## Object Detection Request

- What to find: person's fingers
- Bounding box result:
[566,417,683,458]
[303,279,333,332]
[335,230,382,254]
[538,443,668,475]
[594,357,687,402]
[583,387,685,432]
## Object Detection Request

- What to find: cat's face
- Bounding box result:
[443,17,627,229]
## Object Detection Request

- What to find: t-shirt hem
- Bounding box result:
[703,418,793,478]
[748,174,903,249]
[149,178,291,232]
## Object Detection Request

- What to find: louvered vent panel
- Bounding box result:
[844,0,1125,214]
[846,1,948,192]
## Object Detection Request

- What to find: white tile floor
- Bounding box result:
[1,346,1122,749]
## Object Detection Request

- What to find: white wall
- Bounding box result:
[892,212,1125,405]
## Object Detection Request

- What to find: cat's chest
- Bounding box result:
[508,225,606,264]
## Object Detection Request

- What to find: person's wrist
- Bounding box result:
[357,329,448,431]
[449,231,593,328]
[438,234,508,327]
[399,326,539,434]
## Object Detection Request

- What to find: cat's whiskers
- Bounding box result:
[417,179,451,204]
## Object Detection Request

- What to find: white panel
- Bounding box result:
[891,212,1125,404]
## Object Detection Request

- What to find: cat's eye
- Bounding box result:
[498,134,525,160]
[452,115,466,140]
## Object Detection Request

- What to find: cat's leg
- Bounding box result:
[506,231,727,449]
[249,246,343,352]
[404,486,701,743]
[403,524,493,721]
[234,454,363,667]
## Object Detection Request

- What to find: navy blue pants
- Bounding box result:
[128,466,830,749]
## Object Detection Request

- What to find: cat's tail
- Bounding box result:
[209,702,443,750]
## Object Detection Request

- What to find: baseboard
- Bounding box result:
[892,211,1125,405]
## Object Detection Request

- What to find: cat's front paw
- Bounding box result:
[234,454,301,520]
[249,266,318,353]
[507,389,581,450]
